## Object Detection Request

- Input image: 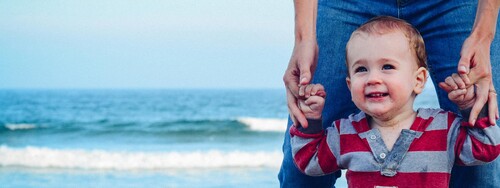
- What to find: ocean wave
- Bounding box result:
[0,145,282,170]
[1,118,288,135]
[4,123,37,130]
[237,117,287,132]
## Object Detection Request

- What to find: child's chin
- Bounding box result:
[367,109,390,119]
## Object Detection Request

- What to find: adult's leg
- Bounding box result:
[403,0,500,187]
[278,1,397,187]
[402,0,471,113]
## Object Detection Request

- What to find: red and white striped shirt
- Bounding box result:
[290,108,500,187]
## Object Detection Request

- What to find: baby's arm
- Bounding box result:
[451,111,500,166]
[440,74,500,165]
[439,73,489,124]
[439,73,499,125]
[290,84,341,176]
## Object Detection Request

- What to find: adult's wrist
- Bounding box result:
[470,25,495,43]
[470,1,499,42]
[294,31,316,43]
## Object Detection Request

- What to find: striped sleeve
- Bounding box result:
[454,116,500,166]
[289,120,341,176]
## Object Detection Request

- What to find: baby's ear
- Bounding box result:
[346,77,351,91]
[414,67,428,94]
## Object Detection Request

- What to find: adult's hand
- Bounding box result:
[283,39,319,128]
[456,0,500,125]
[457,34,498,125]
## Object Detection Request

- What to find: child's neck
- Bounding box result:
[369,109,416,129]
[369,109,417,151]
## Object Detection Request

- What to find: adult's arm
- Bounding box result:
[283,0,319,128]
[457,0,500,125]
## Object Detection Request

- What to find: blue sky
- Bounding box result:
[0,0,294,89]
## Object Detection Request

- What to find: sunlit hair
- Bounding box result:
[345,16,427,77]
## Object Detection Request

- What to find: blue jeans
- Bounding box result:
[278,0,500,187]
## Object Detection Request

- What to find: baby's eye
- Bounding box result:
[354,66,367,73]
[382,64,395,70]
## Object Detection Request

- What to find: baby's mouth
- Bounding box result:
[366,93,389,98]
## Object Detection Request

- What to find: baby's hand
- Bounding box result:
[439,73,475,110]
[297,84,326,120]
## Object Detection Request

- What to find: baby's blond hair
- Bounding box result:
[346,16,427,76]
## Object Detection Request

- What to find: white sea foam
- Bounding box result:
[237,117,287,132]
[0,145,282,170]
[4,123,37,130]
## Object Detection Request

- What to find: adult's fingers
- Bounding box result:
[297,61,315,97]
[298,61,313,86]
[283,68,301,98]
[469,82,489,125]
[465,52,491,88]
[457,41,474,74]
[488,82,498,125]
[299,85,307,98]
[457,56,472,75]
[468,65,491,86]
[488,91,498,125]
[287,89,308,128]
[298,44,318,86]
[286,89,298,125]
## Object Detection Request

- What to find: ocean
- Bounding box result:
[0,88,439,187]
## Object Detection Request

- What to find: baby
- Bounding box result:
[290,16,500,187]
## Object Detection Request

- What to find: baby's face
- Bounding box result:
[345,31,422,119]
